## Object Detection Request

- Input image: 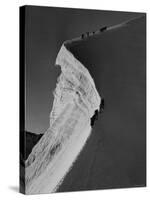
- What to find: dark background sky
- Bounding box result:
[25,6,142,134]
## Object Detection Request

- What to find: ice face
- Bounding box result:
[25,44,101,194]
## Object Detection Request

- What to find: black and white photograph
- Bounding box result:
[19,5,146,195]
[1,0,150,199]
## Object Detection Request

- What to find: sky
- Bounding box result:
[25,6,143,134]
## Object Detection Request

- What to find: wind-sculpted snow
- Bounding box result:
[25,43,101,194]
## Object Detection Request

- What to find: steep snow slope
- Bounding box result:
[25,44,101,194]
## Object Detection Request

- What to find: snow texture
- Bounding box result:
[25,43,101,194]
